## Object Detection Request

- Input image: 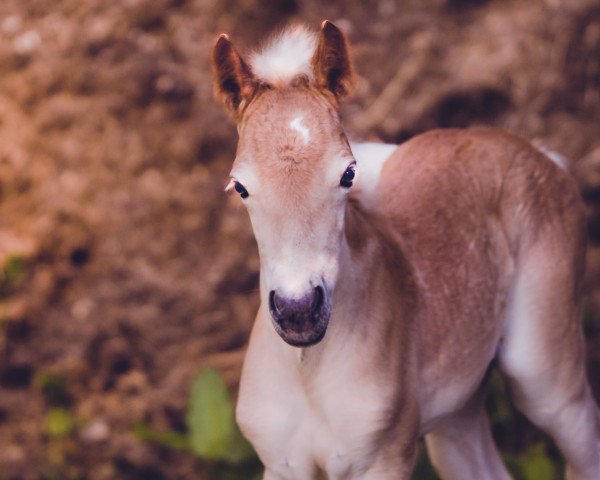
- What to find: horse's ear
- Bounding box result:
[312,21,354,99]
[212,34,256,114]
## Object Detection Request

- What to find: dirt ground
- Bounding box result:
[0,0,599,478]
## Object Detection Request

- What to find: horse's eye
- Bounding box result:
[234,181,249,199]
[340,165,355,188]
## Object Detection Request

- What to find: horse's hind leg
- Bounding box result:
[424,390,511,480]
[499,242,600,480]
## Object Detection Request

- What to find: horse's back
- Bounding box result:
[375,127,586,283]
[374,127,585,295]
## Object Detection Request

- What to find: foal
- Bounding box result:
[212,21,600,479]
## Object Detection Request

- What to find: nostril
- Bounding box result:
[312,286,324,311]
[269,290,282,315]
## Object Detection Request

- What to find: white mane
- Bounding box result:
[250,26,317,86]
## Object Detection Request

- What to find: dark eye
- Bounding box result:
[340,165,355,188]
[234,181,249,199]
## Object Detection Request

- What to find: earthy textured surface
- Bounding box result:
[0,0,599,478]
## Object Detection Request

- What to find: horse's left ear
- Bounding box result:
[212,34,256,114]
[312,21,354,99]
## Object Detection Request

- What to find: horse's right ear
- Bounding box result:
[212,34,256,114]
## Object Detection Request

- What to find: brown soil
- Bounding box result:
[0,0,599,478]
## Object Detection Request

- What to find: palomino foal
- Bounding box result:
[213,22,600,480]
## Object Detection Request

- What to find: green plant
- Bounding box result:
[1,254,26,294]
[516,443,559,480]
[135,368,262,478]
[186,369,255,463]
[45,408,75,438]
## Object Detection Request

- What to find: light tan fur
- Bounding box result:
[213,22,600,480]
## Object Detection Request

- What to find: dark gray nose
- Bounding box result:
[269,286,324,321]
[268,286,330,346]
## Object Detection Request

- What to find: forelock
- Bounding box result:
[249,25,317,87]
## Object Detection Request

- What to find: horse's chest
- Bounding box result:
[238,359,390,479]
[284,402,363,478]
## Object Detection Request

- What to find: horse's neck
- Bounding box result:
[298,204,418,373]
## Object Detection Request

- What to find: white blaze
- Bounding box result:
[290,116,311,144]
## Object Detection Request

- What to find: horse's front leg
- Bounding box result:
[360,448,419,480]
[359,411,421,480]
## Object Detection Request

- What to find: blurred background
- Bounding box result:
[0,0,599,478]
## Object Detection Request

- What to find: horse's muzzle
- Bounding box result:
[268,285,331,347]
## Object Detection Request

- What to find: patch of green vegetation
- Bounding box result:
[35,371,71,406]
[135,368,262,479]
[45,408,75,438]
[513,443,559,480]
[186,368,255,463]
[1,254,27,297]
[133,423,189,451]
[2,254,26,287]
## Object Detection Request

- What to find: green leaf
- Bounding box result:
[519,443,557,480]
[133,423,189,451]
[186,368,255,463]
[45,408,74,438]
